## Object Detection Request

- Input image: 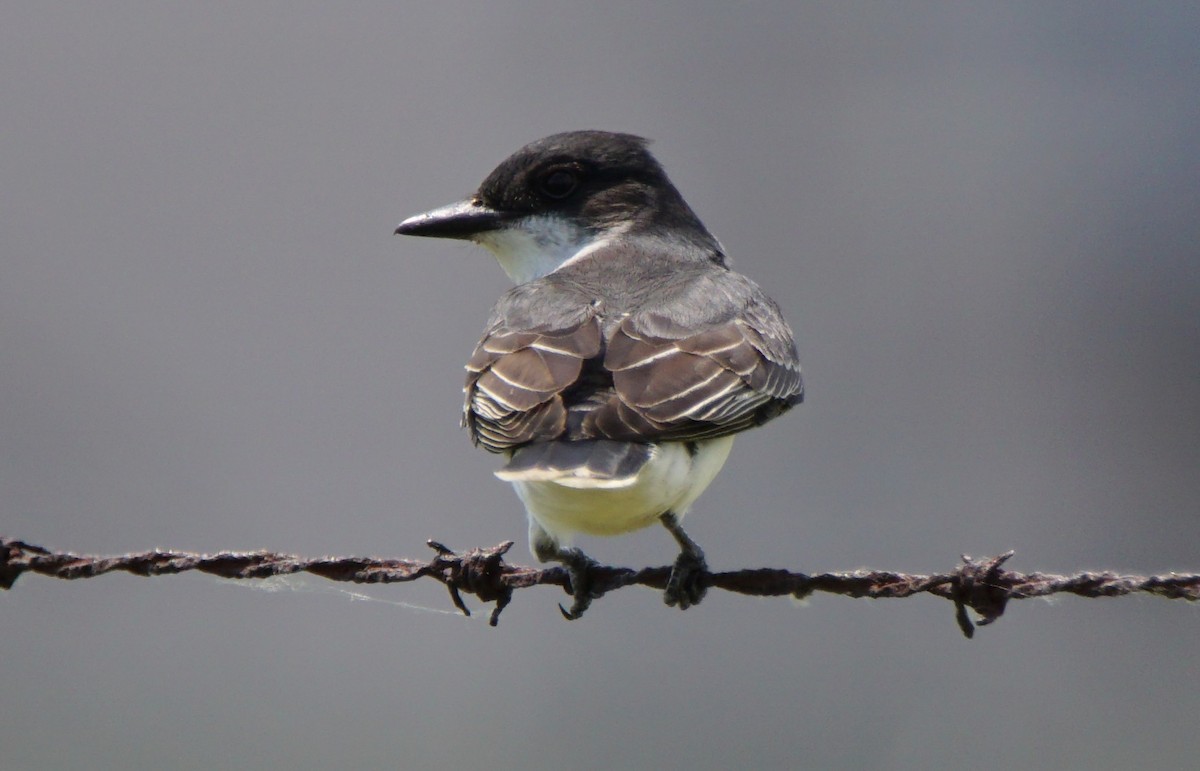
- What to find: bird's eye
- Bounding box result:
[538,168,579,199]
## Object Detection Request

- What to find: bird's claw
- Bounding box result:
[664,547,708,609]
[557,548,601,620]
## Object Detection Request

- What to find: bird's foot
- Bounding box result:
[660,512,708,610]
[556,548,602,620]
[664,545,708,609]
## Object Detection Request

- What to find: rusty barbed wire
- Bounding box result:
[2,536,1197,637]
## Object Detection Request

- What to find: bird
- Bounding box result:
[394,131,803,618]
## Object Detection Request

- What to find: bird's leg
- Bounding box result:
[532,527,603,620]
[660,511,708,609]
[553,547,602,620]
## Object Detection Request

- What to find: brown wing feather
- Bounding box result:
[463,258,801,450]
[464,319,602,452]
[586,308,802,442]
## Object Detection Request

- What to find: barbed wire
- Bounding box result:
[2,535,1196,637]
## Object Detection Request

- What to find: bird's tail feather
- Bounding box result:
[495,441,651,489]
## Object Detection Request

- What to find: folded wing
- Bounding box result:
[464,264,803,457]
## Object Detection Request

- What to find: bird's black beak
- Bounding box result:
[394,199,510,240]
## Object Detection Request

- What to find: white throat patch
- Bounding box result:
[475,215,616,284]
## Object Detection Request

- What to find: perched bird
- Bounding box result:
[395,131,802,618]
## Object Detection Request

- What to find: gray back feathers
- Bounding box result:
[464,239,802,453]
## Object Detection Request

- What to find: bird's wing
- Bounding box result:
[464,266,802,452]
[464,284,602,453]
[584,268,803,442]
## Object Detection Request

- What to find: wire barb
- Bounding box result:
[2,536,1196,636]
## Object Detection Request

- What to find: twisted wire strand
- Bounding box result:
[3,536,1196,636]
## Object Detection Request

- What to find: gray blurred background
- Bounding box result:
[3,3,1198,769]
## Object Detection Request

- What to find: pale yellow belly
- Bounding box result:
[510,436,734,544]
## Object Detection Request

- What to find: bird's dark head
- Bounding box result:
[395,131,719,284]
[475,131,688,231]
